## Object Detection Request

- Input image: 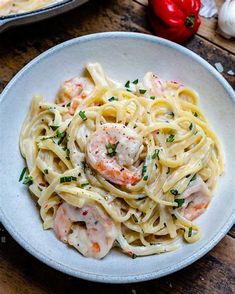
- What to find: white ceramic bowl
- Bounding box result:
[0,32,234,283]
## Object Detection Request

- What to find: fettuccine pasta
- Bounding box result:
[19,63,224,259]
[0,0,60,16]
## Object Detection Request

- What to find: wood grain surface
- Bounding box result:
[0,0,234,293]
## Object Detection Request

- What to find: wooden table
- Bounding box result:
[0,0,234,292]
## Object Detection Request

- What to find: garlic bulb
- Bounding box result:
[218,0,235,39]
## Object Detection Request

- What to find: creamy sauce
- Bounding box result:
[0,0,61,16]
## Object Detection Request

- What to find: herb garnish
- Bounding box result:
[143,175,148,181]
[132,254,137,259]
[132,79,138,84]
[79,110,87,121]
[175,199,185,207]
[188,227,193,237]
[23,175,33,186]
[190,174,197,182]
[56,130,66,145]
[166,134,175,142]
[63,147,70,160]
[44,169,49,174]
[166,167,170,174]
[38,186,43,191]
[142,163,147,176]
[60,176,77,183]
[106,142,119,157]
[193,112,198,117]
[169,112,175,117]
[81,182,89,188]
[125,80,130,88]
[139,89,146,94]
[170,189,180,196]
[132,214,138,223]
[66,102,71,107]
[152,149,160,160]
[50,125,59,131]
[189,122,193,130]
[108,96,118,102]
[19,167,33,186]
[150,96,155,100]
[19,167,27,182]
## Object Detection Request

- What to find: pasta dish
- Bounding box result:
[0,0,60,16]
[19,63,224,259]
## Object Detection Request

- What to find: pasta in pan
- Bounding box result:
[19,63,223,259]
[0,0,60,16]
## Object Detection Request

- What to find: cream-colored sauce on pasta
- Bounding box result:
[0,0,60,16]
[19,63,224,259]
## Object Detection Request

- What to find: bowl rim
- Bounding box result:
[0,32,234,283]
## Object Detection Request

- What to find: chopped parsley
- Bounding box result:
[81,182,89,188]
[166,134,175,142]
[38,186,43,191]
[170,189,180,196]
[175,198,185,207]
[56,130,66,145]
[143,175,148,181]
[106,142,119,157]
[79,110,87,121]
[139,89,146,95]
[169,112,175,117]
[40,135,54,142]
[60,176,77,183]
[188,227,193,237]
[150,96,155,100]
[132,79,138,84]
[142,163,147,176]
[50,125,59,131]
[19,167,33,186]
[190,174,197,182]
[66,102,71,107]
[132,253,137,259]
[23,175,33,186]
[44,169,49,174]
[19,167,27,182]
[132,214,138,223]
[166,167,170,174]
[193,112,198,117]
[108,96,118,102]
[63,147,70,160]
[152,149,160,160]
[125,80,130,88]
[189,122,193,130]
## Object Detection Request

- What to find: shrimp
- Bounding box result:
[177,176,212,221]
[53,202,117,259]
[86,123,143,186]
[56,77,94,114]
[143,72,165,98]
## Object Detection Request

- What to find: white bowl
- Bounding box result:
[0,32,234,283]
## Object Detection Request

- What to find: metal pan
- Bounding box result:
[0,0,89,33]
